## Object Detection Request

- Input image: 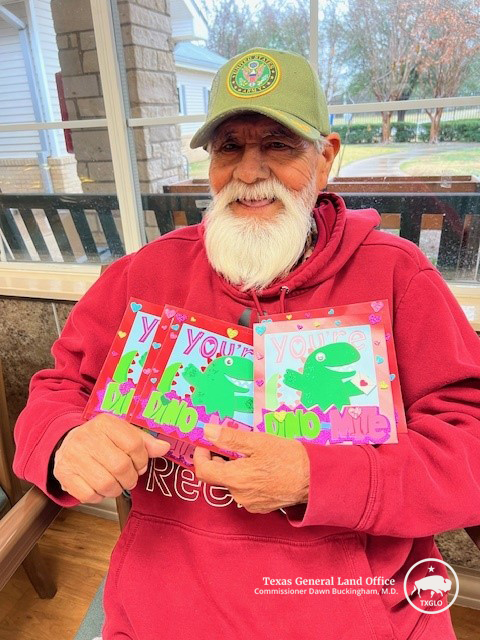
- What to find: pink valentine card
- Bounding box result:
[83,298,166,421]
[128,305,254,459]
[253,300,406,446]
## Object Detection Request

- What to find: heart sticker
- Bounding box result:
[175,313,187,322]
[286,314,292,320]
[118,331,127,338]
[313,321,322,327]
[328,309,334,315]
[274,411,287,422]
[152,342,161,349]
[359,379,368,387]
[130,302,142,312]
[379,381,389,390]
[389,373,396,381]
[376,355,384,364]
[165,308,176,319]
[256,352,264,360]
[371,301,384,313]
[255,379,264,387]
[348,407,362,419]
[369,314,381,325]
[111,351,119,356]
[143,368,151,374]
[297,324,303,330]
[255,326,266,335]
[374,340,380,346]
[171,324,180,331]
[335,320,342,326]
[150,377,157,384]
[190,317,196,322]
[227,328,238,339]
[305,312,312,318]
[169,332,177,339]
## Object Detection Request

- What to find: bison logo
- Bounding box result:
[410,575,452,598]
[404,558,459,614]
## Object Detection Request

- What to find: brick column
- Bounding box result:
[52,0,185,194]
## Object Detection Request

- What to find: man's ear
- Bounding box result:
[315,132,341,191]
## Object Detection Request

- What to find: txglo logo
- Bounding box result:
[404,558,459,614]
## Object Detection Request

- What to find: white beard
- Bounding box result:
[204,176,318,291]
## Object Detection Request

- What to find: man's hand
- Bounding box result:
[193,425,310,514]
[53,414,170,503]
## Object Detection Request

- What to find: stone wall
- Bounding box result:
[51,0,186,194]
[0,156,82,194]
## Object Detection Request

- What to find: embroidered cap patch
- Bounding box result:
[227,52,280,98]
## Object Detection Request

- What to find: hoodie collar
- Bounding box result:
[199,192,380,313]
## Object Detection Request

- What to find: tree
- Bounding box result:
[415,0,480,142]
[344,0,425,142]
[202,0,256,59]
[202,0,347,100]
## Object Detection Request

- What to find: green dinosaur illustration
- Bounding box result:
[182,356,253,420]
[284,343,365,411]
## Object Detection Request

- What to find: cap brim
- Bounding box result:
[190,105,324,149]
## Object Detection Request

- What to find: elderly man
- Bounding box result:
[14,48,480,639]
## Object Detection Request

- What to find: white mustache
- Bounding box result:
[213,178,300,207]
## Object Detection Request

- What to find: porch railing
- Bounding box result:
[0,193,479,282]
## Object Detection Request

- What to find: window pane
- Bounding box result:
[0,0,106,125]
[319,0,480,104]
[0,128,124,265]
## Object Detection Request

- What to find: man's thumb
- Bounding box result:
[140,431,171,459]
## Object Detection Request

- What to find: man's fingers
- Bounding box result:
[193,446,229,486]
[76,457,127,496]
[59,474,105,504]
[104,425,149,473]
[203,424,257,455]
[140,431,172,459]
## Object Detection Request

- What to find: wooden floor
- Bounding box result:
[0,510,119,640]
[0,509,479,639]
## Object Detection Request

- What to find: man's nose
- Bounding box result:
[232,145,270,183]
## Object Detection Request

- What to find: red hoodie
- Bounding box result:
[14,193,480,640]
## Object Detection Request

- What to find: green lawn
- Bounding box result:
[331,144,402,177]
[400,148,480,176]
[188,144,402,179]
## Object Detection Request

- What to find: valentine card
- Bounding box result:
[83,298,165,421]
[129,306,254,456]
[253,300,406,446]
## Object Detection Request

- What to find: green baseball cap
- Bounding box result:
[190,47,331,149]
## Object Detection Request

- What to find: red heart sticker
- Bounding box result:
[360,379,368,387]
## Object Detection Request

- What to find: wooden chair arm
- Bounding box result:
[0,486,62,590]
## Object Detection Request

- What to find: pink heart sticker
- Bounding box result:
[348,407,362,419]
[165,309,176,319]
[255,379,264,387]
[371,301,384,313]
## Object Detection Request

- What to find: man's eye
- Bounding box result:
[221,143,240,152]
[268,141,289,149]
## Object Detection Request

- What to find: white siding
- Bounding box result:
[176,68,214,136]
[0,1,41,158]
[29,0,66,154]
[33,0,62,122]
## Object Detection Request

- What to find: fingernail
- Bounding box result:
[204,424,221,442]
[139,465,148,475]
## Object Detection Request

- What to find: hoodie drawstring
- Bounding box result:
[279,286,289,314]
[251,286,289,323]
[251,289,264,322]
